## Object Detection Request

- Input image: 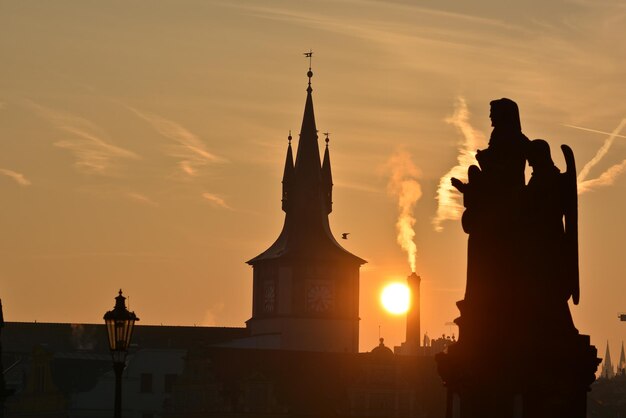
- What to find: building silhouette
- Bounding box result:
[1,63,450,418]
[245,66,366,353]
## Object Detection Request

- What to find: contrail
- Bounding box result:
[579,159,626,194]
[386,149,422,272]
[433,97,486,232]
[564,124,626,140]
[577,118,626,183]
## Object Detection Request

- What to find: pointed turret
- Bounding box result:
[321,134,333,214]
[282,132,294,212]
[601,341,614,379]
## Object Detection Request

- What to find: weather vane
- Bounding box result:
[303,50,314,88]
[323,132,330,144]
[303,49,313,69]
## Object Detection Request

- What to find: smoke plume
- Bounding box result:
[387,149,422,272]
[433,97,486,231]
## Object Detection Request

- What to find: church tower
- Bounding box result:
[601,341,614,379]
[246,61,366,353]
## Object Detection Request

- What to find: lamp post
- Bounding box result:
[103,289,139,418]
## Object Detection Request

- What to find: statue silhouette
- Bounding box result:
[451,98,529,349]
[521,140,578,340]
[439,100,599,418]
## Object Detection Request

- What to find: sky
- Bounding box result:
[1,0,625,356]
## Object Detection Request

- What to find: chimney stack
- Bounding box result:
[406,272,421,352]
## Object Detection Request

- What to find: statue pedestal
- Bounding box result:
[436,303,600,418]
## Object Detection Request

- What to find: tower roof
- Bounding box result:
[248,64,365,265]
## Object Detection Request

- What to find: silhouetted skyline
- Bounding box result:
[0,0,625,354]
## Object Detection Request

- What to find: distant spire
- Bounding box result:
[321,132,333,214]
[282,131,295,212]
[619,341,626,375]
[601,341,615,379]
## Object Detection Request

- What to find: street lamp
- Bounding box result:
[103,289,139,418]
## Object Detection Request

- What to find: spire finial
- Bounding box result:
[288,130,292,144]
[303,49,313,91]
[323,132,330,146]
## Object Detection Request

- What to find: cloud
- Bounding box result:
[126,192,159,207]
[0,168,31,186]
[433,97,486,231]
[127,106,226,177]
[202,192,231,209]
[20,251,173,261]
[27,101,139,174]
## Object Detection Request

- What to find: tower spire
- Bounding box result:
[293,53,320,193]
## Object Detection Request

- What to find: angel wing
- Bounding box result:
[561,144,580,305]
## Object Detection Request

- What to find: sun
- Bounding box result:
[381,283,411,315]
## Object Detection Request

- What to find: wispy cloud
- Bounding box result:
[27,101,139,174]
[0,168,31,186]
[127,106,226,177]
[433,97,485,231]
[126,192,159,207]
[202,192,231,209]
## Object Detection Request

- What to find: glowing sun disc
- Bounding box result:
[381,283,410,315]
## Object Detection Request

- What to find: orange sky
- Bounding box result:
[1,0,625,355]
